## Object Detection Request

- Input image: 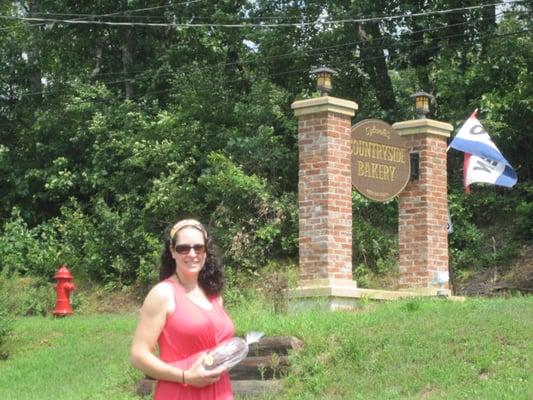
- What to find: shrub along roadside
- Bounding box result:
[0,274,54,316]
[0,182,529,296]
[0,301,12,360]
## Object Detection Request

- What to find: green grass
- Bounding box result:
[231,296,533,399]
[0,314,142,400]
[1,297,532,399]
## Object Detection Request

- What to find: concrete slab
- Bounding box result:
[289,279,465,311]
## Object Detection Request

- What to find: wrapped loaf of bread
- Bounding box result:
[203,331,264,371]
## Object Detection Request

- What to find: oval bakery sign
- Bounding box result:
[351,119,410,202]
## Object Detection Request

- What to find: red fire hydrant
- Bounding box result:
[53,265,76,316]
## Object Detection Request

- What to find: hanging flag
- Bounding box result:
[463,152,517,192]
[449,110,517,192]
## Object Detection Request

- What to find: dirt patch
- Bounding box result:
[76,285,145,314]
[454,245,533,296]
[419,386,442,399]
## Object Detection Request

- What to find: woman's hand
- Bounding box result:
[184,354,226,387]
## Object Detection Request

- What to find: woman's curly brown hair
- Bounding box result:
[159,220,225,297]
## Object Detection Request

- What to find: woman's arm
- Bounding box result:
[130,283,181,381]
[130,283,225,387]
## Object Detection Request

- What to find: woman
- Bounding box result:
[131,219,235,400]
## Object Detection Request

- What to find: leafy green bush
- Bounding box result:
[352,192,398,285]
[0,274,54,316]
[0,301,12,359]
[199,152,298,274]
[448,188,520,275]
[223,260,298,316]
[0,79,301,289]
[0,208,64,278]
[516,200,533,240]
[514,183,533,241]
[0,201,161,290]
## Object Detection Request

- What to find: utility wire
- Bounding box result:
[96,15,513,82]
[23,4,508,22]
[0,15,503,88]
[0,26,528,133]
[0,0,205,31]
[0,1,525,29]
[89,0,206,17]
[4,21,527,92]
[2,5,520,79]
[4,28,529,101]
[78,28,533,100]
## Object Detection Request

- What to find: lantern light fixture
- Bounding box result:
[310,66,337,96]
[410,91,434,119]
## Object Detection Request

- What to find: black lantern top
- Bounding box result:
[310,66,337,96]
[410,91,434,118]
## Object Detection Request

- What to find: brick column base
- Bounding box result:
[290,96,359,310]
[392,119,453,294]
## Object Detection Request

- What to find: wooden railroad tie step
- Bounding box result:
[136,336,303,397]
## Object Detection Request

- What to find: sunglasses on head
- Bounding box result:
[174,244,206,255]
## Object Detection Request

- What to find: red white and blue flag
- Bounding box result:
[448,110,517,193]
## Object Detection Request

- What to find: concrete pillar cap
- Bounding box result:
[291,96,358,117]
[392,119,453,138]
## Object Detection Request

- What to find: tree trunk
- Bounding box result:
[26,1,42,98]
[26,49,42,95]
[357,22,397,117]
[446,0,467,49]
[91,46,103,78]
[120,26,134,98]
[225,47,251,94]
[481,0,496,32]
[416,65,431,93]
[480,0,497,56]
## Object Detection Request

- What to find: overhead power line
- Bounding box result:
[0,25,527,125]
[4,27,529,101]
[0,14,506,87]
[0,0,206,31]
[0,1,526,29]
[90,0,206,16]
[31,0,205,18]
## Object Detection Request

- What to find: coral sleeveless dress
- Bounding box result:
[154,279,235,400]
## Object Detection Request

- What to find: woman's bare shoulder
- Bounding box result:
[141,281,174,313]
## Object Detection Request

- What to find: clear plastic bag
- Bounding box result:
[203,331,264,371]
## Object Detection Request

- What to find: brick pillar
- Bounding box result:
[392,119,453,293]
[290,97,358,310]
